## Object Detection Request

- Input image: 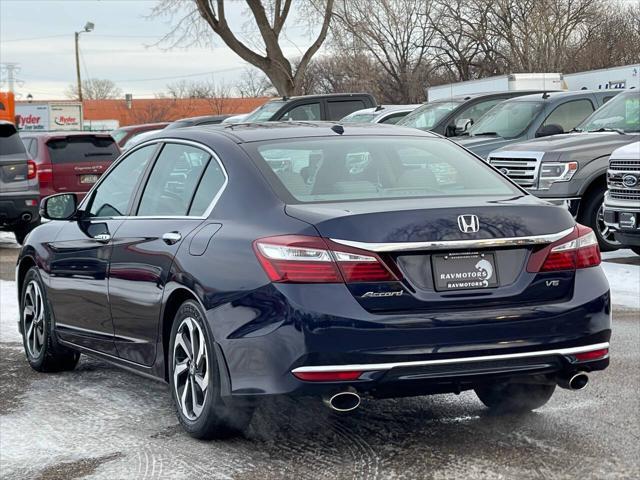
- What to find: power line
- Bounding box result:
[114,67,245,83]
[1,34,70,43]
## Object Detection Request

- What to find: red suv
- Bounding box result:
[19,132,120,201]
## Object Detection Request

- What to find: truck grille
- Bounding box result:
[608,160,640,172]
[488,156,538,188]
[608,188,640,201]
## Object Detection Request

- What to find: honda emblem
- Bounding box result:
[457,214,480,233]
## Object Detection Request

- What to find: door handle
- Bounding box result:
[93,233,111,243]
[162,232,182,245]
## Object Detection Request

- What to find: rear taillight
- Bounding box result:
[27,160,37,180]
[37,166,53,186]
[292,371,363,382]
[574,348,608,362]
[529,225,601,272]
[253,235,397,283]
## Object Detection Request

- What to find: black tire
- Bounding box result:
[169,300,253,439]
[631,247,640,256]
[20,268,80,372]
[578,187,619,252]
[475,382,556,413]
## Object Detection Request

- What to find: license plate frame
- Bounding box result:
[80,174,99,184]
[618,212,638,230]
[432,252,499,292]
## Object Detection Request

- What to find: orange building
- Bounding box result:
[17,97,269,128]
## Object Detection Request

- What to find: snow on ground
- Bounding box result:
[0,279,21,343]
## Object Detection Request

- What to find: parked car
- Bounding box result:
[165,114,232,130]
[242,93,377,122]
[487,89,639,251]
[340,104,420,124]
[19,122,610,439]
[0,121,39,244]
[111,122,169,147]
[603,141,640,254]
[397,91,551,137]
[20,132,121,202]
[458,90,618,159]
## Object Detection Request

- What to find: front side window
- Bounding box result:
[542,99,594,133]
[137,143,210,217]
[579,91,640,133]
[327,100,366,120]
[398,101,463,130]
[453,99,503,129]
[87,144,156,217]
[280,103,321,121]
[248,137,518,203]
[469,101,545,138]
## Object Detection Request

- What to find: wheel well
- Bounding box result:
[17,256,36,296]
[161,288,197,381]
[578,174,606,220]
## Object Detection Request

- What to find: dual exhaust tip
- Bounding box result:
[322,372,589,411]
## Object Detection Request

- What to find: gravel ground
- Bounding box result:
[0,231,639,479]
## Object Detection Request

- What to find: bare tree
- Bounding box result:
[65,78,122,100]
[237,67,275,97]
[330,0,435,103]
[153,0,334,96]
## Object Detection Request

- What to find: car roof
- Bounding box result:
[428,91,550,103]
[348,105,421,115]
[267,93,374,102]
[115,122,168,132]
[507,90,616,103]
[155,121,440,144]
[19,131,115,139]
[172,114,231,125]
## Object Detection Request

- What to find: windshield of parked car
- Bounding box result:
[469,101,545,138]
[341,112,376,123]
[578,91,640,133]
[243,101,285,122]
[110,128,128,143]
[398,101,463,130]
[248,137,519,203]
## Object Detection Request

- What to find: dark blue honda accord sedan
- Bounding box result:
[16,122,610,438]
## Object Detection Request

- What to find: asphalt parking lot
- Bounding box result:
[0,231,638,480]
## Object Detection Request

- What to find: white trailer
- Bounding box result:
[563,64,640,91]
[15,102,84,131]
[427,73,564,101]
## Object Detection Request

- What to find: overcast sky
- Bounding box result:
[0,0,314,100]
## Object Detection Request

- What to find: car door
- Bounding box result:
[108,140,226,365]
[537,98,596,136]
[48,144,158,355]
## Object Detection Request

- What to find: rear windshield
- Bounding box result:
[46,136,119,164]
[247,137,519,203]
[0,123,27,156]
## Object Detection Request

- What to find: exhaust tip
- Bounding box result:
[324,391,361,412]
[569,372,589,390]
[21,213,32,222]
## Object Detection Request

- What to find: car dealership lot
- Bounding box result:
[0,231,638,480]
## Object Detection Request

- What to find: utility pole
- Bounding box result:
[74,22,94,102]
[2,63,20,92]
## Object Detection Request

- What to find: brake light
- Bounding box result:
[37,166,53,186]
[529,225,601,272]
[253,235,397,283]
[27,160,37,180]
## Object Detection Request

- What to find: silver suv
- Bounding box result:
[0,121,40,244]
[603,141,640,254]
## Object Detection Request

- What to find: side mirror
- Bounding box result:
[40,193,78,220]
[455,118,473,134]
[536,124,564,138]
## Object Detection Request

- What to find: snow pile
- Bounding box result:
[0,279,21,343]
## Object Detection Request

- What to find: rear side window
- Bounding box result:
[0,123,26,156]
[249,137,518,203]
[327,100,366,120]
[280,103,321,121]
[542,99,594,133]
[137,143,210,217]
[46,136,119,164]
[188,158,226,216]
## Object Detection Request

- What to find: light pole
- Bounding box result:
[75,21,94,102]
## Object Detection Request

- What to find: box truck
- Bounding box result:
[563,64,640,91]
[427,73,564,101]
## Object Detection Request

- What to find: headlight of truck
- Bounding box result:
[538,162,578,190]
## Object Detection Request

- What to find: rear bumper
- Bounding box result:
[208,266,611,398]
[603,201,640,246]
[0,194,39,228]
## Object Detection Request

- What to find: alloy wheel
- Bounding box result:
[173,317,209,421]
[596,203,620,247]
[23,280,45,358]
